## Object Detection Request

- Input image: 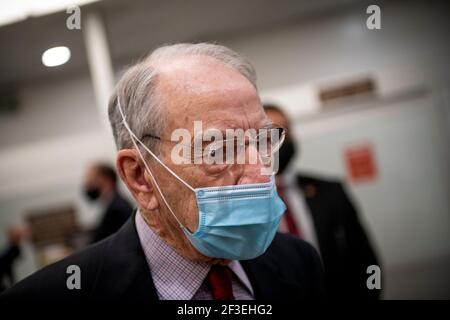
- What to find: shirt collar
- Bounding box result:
[135,210,209,300]
[228,260,254,296]
[278,164,297,188]
[135,210,254,299]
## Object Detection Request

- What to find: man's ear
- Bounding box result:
[116,149,159,210]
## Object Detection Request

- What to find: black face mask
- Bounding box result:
[276,138,297,175]
[84,186,101,201]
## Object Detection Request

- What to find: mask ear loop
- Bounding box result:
[116,98,193,229]
[117,100,194,192]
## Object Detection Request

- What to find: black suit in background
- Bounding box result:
[91,192,133,243]
[1,213,325,301]
[296,173,380,299]
[0,245,20,293]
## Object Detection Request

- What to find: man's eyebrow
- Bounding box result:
[259,119,275,128]
[191,119,276,140]
[202,120,276,134]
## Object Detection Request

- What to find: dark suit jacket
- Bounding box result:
[0,245,20,293]
[91,192,133,243]
[297,173,380,299]
[1,214,325,301]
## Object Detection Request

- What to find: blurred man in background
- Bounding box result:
[83,162,133,243]
[0,226,29,292]
[264,104,380,299]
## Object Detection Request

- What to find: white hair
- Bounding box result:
[108,43,258,153]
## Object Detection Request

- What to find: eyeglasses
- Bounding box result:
[141,126,287,166]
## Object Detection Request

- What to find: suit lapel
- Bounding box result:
[241,252,303,300]
[297,176,320,215]
[91,212,159,301]
[296,176,328,234]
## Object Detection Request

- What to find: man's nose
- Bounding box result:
[237,143,271,185]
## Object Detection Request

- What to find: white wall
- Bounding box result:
[295,94,450,299]
[0,73,114,279]
[229,1,449,91]
[0,0,448,298]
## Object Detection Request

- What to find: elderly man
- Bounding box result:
[1,43,324,301]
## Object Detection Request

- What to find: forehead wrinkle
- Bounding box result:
[165,86,259,131]
[157,55,254,98]
[156,56,261,137]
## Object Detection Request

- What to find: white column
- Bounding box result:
[82,10,116,155]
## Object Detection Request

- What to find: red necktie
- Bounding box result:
[207,265,235,300]
[277,182,302,237]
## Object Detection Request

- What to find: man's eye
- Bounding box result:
[203,145,217,158]
[203,145,228,165]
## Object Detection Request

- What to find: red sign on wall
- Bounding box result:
[344,143,378,183]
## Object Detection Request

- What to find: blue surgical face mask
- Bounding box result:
[187,177,285,260]
[117,100,286,260]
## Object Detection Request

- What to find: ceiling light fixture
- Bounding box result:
[41,46,71,67]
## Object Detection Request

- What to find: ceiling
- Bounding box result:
[0,0,365,87]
